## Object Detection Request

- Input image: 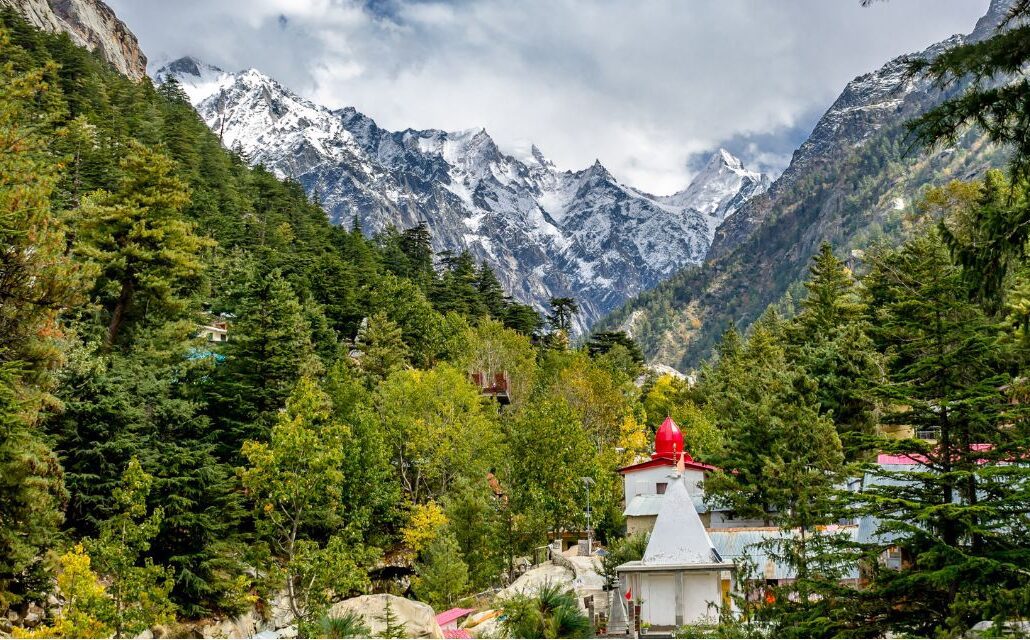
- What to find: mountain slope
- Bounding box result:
[157,57,768,332]
[602,0,1011,368]
[0,0,146,79]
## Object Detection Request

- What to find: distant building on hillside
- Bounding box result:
[470,371,510,404]
[198,320,229,343]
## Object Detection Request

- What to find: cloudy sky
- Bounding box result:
[108,0,989,194]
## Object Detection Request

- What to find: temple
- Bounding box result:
[615,453,734,630]
[618,416,764,534]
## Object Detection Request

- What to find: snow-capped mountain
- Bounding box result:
[708,0,1012,260]
[157,56,768,332]
[607,0,1014,368]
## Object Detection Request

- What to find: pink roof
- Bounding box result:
[436,608,475,626]
[878,444,999,466]
[877,452,928,465]
[443,630,472,639]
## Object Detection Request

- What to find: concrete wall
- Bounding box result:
[626,515,657,536]
[624,466,704,500]
[625,570,723,628]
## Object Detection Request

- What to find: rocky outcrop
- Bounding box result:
[0,0,147,80]
[328,594,443,639]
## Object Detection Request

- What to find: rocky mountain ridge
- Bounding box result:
[708,0,1012,261]
[604,0,1012,367]
[157,56,769,332]
[0,0,146,79]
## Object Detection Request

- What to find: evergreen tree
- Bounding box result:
[0,47,83,383]
[848,230,1030,636]
[906,0,1030,306]
[475,264,507,318]
[76,142,213,346]
[503,302,543,336]
[787,243,881,458]
[703,311,845,523]
[400,222,434,288]
[355,312,408,383]
[795,243,862,333]
[376,599,407,639]
[585,330,645,365]
[433,251,486,318]
[0,365,67,609]
[310,253,362,337]
[412,530,470,611]
[210,269,313,453]
[547,297,579,334]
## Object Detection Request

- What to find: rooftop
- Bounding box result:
[435,607,475,626]
[640,464,724,566]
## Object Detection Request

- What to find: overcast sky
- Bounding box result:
[107,0,989,195]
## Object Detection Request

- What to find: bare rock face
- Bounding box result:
[329,594,444,639]
[0,0,146,80]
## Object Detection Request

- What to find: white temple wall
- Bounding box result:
[631,570,723,628]
[624,466,705,500]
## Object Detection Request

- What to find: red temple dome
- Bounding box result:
[653,416,689,460]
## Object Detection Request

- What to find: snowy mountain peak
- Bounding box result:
[529,144,553,169]
[158,55,220,78]
[155,56,233,106]
[713,148,744,171]
[657,148,770,226]
[157,57,769,333]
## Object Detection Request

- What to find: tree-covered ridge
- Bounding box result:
[2,2,1030,638]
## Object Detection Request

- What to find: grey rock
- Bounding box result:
[0,0,147,79]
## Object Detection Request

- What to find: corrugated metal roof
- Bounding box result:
[709,527,860,581]
[623,493,711,517]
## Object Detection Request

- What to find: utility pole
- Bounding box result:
[581,476,595,556]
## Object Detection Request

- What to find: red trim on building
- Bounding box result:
[618,455,717,475]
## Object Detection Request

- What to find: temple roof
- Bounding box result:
[641,468,723,566]
[654,416,685,459]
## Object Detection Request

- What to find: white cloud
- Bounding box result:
[110,0,988,194]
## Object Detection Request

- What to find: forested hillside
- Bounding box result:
[0,8,651,632]
[602,1,1011,369]
[3,1,1030,638]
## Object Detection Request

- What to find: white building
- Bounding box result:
[620,416,766,533]
[616,455,734,630]
[198,321,228,343]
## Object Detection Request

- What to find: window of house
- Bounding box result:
[656,482,667,495]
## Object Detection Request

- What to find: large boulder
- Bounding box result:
[495,562,575,601]
[328,594,443,639]
[199,609,259,639]
[463,610,503,639]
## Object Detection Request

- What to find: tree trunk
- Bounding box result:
[107,278,134,346]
